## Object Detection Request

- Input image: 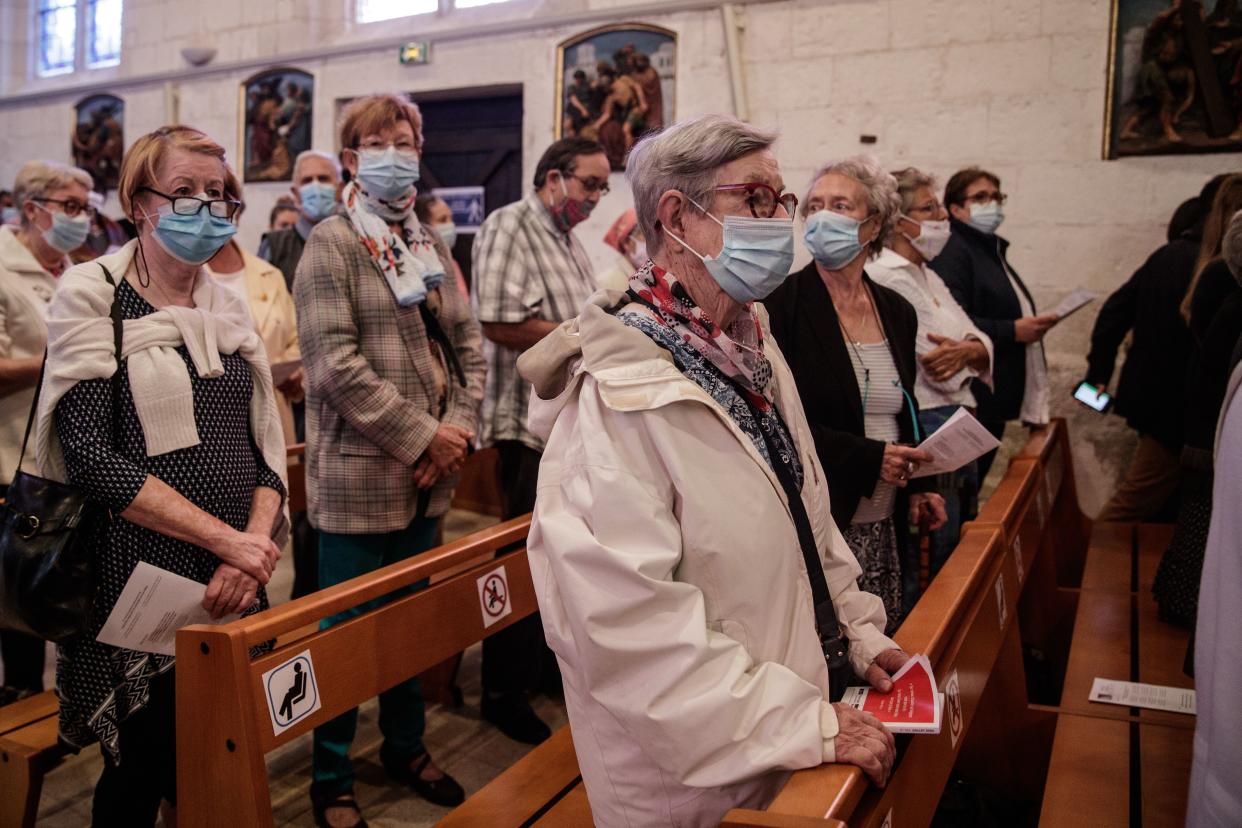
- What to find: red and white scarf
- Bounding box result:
[626,262,775,410]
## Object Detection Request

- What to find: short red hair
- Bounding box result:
[338,94,424,152]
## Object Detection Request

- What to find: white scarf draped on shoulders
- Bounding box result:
[34,239,287,498]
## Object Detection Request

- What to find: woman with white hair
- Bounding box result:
[519,115,908,827]
[766,157,947,631]
[866,167,993,598]
[0,159,93,705]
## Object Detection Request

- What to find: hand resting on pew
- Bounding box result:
[830,703,896,787]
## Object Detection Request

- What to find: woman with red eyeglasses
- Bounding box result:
[766,156,947,634]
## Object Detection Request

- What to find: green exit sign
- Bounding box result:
[399,42,430,64]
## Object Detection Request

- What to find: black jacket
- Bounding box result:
[1184,266,1242,463]
[1084,234,1198,451]
[931,218,1038,423]
[259,226,308,291]
[765,262,931,532]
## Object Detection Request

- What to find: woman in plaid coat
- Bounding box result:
[293,93,485,828]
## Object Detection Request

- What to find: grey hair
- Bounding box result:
[13,160,93,228]
[292,149,341,183]
[1223,208,1242,285]
[801,155,900,258]
[890,167,938,216]
[626,114,779,255]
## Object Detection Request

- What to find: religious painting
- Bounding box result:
[72,94,123,192]
[1106,0,1242,158]
[555,24,676,171]
[240,68,314,182]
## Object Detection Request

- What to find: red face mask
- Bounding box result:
[549,176,595,232]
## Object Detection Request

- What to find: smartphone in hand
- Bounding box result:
[1072,381,1112,413]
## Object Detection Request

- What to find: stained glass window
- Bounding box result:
[38,0,77,77]
[87,0,123,68]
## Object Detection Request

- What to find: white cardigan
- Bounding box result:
[35,240,286,496]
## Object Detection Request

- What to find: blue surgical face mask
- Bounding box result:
[966,201,1004,234]
[299,181,337,222]
[355,146,420,203]
[1,206,18,225]
[804,209,875,270]
[664,198,795,303]
[142,200,238,265]
[434,222,457,249]
[33,203,92,253]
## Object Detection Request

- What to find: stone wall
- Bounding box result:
[3,0,1238,513]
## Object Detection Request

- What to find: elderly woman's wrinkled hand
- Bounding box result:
[880,444,933,486]
[910,493,948,531]
[830,703,896,787]
[863,648,911,693]
[427,423,473,472]
[920,333,972,381]
[211,529,279,585]
[202,564,260,619]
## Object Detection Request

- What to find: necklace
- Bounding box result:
[835,283,885,412]
[133,260,197,308]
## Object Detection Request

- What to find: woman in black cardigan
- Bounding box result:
[767,158,946,629]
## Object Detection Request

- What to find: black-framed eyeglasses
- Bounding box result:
[715,183,798,219]
[32,197,95,219]
[138,187,242,219]
[963,191,1007,206]
[565,173,610,196]
[907,200,945,216]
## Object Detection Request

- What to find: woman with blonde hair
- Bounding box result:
[37,125,286,824]
[0,159,93,705]
[295,93,485,826]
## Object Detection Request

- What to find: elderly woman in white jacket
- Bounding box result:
[867,167,993,597]
[519,114,908,828]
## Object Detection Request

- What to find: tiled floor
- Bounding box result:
[29,509,569,827]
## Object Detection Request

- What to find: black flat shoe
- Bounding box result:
[310,791,368,828]
[482,693,552,745]
[385,751,465,808]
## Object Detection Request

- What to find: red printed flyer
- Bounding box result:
[839,654,943,734]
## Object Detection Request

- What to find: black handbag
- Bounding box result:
[0,264,123,642]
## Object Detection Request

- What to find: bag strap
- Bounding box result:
[12,263,124,479]
[97,264,124,442]
[748,401,845,638]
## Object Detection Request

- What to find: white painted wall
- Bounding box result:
[2,0,1238,513]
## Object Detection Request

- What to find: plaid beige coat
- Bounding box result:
[293,216,485,534]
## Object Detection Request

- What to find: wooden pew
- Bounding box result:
[1038,521,1194,826]
[725,421,1082,827]
[175,515,535,827]
[0,690,66,828]
[437,726,584,828]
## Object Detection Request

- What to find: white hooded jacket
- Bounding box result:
[519,290,898,828]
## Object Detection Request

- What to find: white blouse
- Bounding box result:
[867,248,994,411]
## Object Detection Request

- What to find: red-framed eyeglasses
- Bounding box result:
[714,183,799,219]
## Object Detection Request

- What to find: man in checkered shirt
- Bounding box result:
[471,137,610,745]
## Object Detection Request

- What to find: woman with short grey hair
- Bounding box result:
[867,166,992,603]
[0,159,94,705]
[768,156,947,629]
[519,115,909,827]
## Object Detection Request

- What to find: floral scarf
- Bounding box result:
[341,179,444,307]
[625,262,776,410]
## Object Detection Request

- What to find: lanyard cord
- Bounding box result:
[836,284,923,444]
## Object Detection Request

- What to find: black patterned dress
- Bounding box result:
[53,280,284,762]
